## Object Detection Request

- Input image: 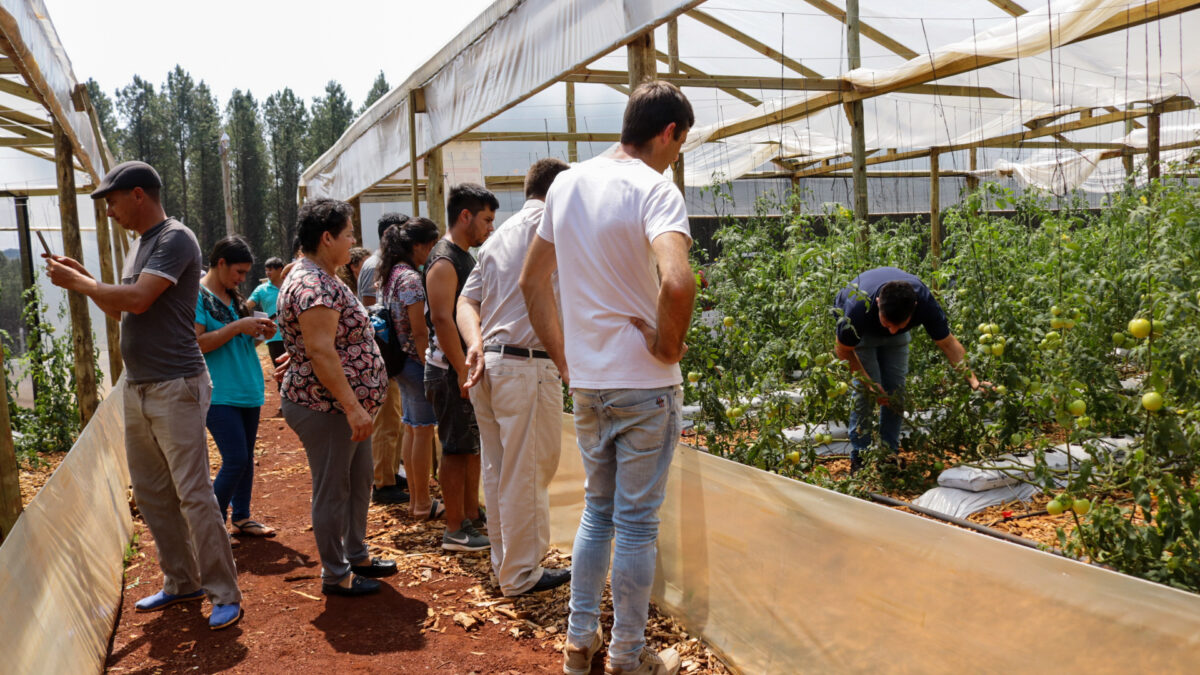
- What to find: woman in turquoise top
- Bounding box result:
[195,236,278,538]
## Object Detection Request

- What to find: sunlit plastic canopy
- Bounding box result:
[302,0,1200,205]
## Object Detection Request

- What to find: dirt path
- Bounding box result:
[105,353,729,674]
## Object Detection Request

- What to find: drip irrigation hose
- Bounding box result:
[867,492,1050,552]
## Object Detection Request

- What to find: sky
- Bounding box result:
[44,0,497,107]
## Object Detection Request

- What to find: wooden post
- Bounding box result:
[966,147,979,193]
[627,31,656,90]
[565,82,578,164]
[668,18,686,194]
[846,0,869,238]
[349,196,362,245]
[1147,106,1161,181]
[111,221,126,277]
[930,150,941,269]
[52,120,99,425]
[93,199,122,383]
[425,147,446,233]
[0,354,21,544]
[1122,116,1136,178]
[408,90,421,218]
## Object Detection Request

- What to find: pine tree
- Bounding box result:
[115,76,166,169]
[305,81,355,165]
[360,70,390,114]
[263,88,308,254]
[225,90,273,272]
[163,66,195,227]
[84,78,119,152]
[189,82,225,252]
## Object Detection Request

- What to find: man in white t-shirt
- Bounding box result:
[521,81,695,675]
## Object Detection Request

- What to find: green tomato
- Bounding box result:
[830,382,849,397]
[977,322,990,334]
[687,371,701,384]
[1129,317,1151,339]
[1076,415,1091,429]
[987,323,1001,336]
[932,461,945,472]
[1073,498,1091,515]
[1067,399,1086,416]
[1112,332,1127,347]
[1050,305,1063,316]
[1142,391,1164,412]
[1045,331,1061,342]
[1050,317,1066,330]
[979,334,993,345]
[722,316,735,328]
[994,385,1008,396]
[1046,499,1065,516]
[1063,319,1076,330]
[786,451,801,465]
[814,353,832,366]
[990,343,1005,356]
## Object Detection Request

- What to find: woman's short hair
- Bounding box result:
[296,198,355,254]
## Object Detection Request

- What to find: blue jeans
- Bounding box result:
[849,331,910,458]
[567,385,681,671]
[396,357,436,427]
[206,404,261,523]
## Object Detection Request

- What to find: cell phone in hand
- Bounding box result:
[36,231,52,256]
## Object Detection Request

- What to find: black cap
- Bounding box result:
[90,160,162,199]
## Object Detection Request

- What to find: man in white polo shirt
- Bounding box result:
[521,82,695,675]
[458,158,572,597]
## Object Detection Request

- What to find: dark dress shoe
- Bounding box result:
[350,557,398,578]
[322,575,381,597]
[372,485,410,504]
[522,567,571,594]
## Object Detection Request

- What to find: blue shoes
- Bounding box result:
[134,589,205,612]
[208,603,243,630]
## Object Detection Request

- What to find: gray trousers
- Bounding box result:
[283,399,373,581]
[124,374,241,605]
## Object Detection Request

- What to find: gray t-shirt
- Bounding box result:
[357,251,380,304]
[120,218,207,383]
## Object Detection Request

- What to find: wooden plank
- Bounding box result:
[566,82,578,163]
[707,0,1200,142]
[653,50,761,106]
[847,0,868,229]
[0,136,53,147]
[686,9,823,78]
[1148,108,1161,180]
[349,196,362,243]
[800,0,919,59]
[408,90,420,217]
[792,148,932,178]
[0,58,18,75]
[930,150,941,267]
[566,70,849,91]
[426,146,446,233]
[52,119,98,426]
[668,20,685,193]
[92,199,122,384]
[628,31,656,90]
[0,76,39,103]
[986,0,1029,16]
[967,147,979,192]
[460,131,621,143]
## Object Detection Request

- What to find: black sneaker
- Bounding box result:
[442,520,490,552]
[394,473,408,491]
[372,484,410,504]
[350,557,398,578]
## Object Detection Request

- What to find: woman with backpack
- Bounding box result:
[195,235,278,540]
[378,217,443,520]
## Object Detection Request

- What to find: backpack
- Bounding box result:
[368,304,408,378]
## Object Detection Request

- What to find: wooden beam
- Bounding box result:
[349,196,362,243]
[653,50,761,106]
[930,150,941,267]
[687,9,823,78]
[408,90,420,217]
[460,131,621,143]
[426,146,446,233]
[706,0,1200,143]
[565,82,578,163]
[986,0,1029,16]
[0,58,18,75]
[93,199,122,384]
[566,70,849,91]
[0,136,53,147]
[1147,106,1161,180]
[847,0,868,229]
[668,19,685,193]
[628,31,656,90]
[52,119,98,425]
[0,76,39,103]
[967,147,979,192]
[800,0,919,60]
[793,148,932,178]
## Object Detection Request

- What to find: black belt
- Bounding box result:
[484,344,550,359]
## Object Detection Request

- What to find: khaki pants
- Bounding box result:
[372,378,404,488]
[470,352,563,595]
[124,374,241,605]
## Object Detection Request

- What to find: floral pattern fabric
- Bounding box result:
[382,262,425,360]
[278,258,386,415]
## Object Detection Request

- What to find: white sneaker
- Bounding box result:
[605,647,681,675]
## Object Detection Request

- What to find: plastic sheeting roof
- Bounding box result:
[302,0,1200,201]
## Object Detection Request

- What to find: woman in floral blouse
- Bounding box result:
[278,198,395,597]
[378,217,442,520]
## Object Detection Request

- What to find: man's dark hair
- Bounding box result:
[141,186,162,204]
[878,281,918,324]
[378,212,409,241]
[264,256,285,269]
[525,158,571,199]
[620,81,694,148]
[446,183,499,228]
[296,198,355,254]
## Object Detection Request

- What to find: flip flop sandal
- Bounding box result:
[414,498,445,521]
[233,519,277,537]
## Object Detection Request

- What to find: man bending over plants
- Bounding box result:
[834,266,986,474]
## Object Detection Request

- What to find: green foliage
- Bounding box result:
[2,288,80,463]
[264,88,309,253]
[305,81,356,165]
[226,89,274,272]
[360,71,390,114]
[683,177,1200,591]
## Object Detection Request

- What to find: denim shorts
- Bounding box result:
[424,362,480,455]
[395,357,436,427]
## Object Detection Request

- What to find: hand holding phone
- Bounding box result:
[36,231,52,256]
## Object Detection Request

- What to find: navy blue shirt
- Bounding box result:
[834,267,950,346]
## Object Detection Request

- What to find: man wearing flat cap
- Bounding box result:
[45,160,243,631]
